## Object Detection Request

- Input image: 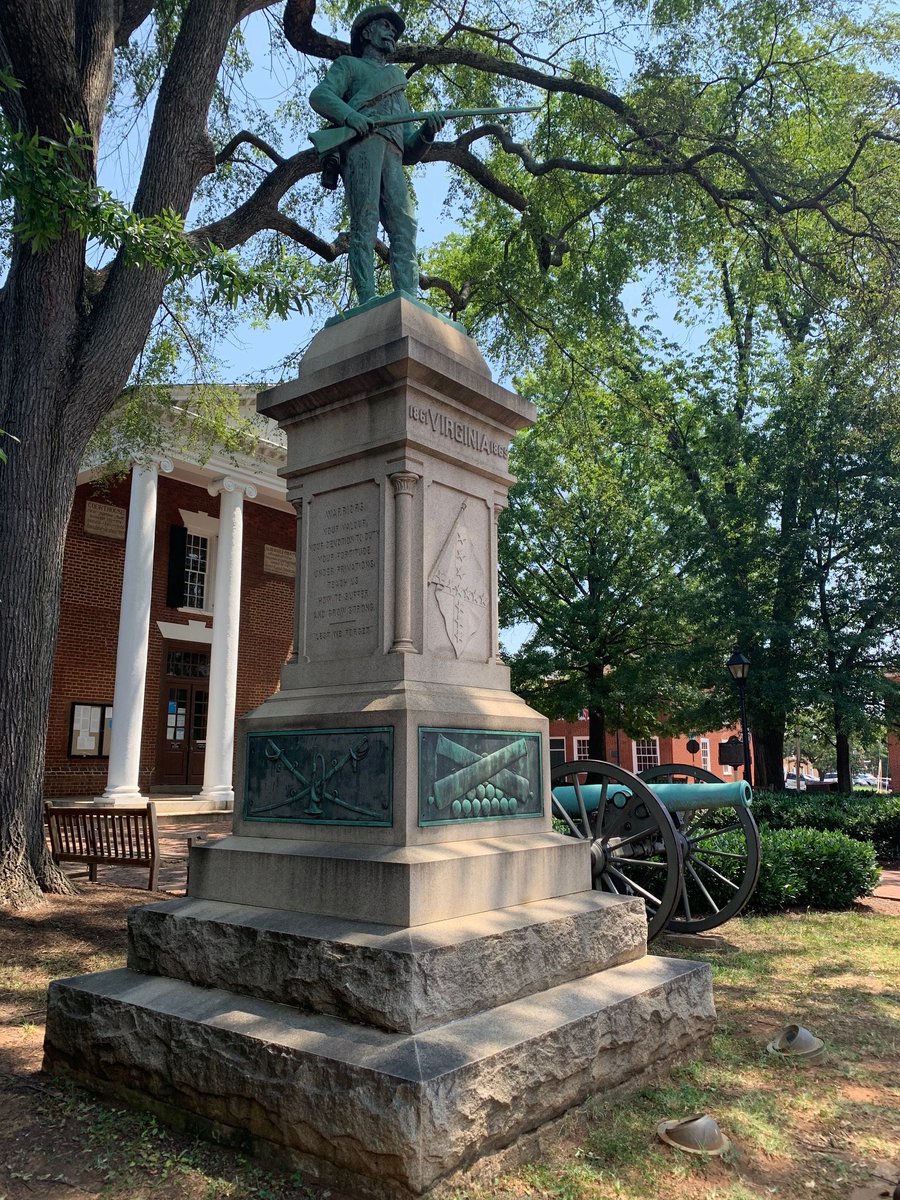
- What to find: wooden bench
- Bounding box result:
[45,802,160,890]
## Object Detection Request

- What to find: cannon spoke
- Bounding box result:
[550,796,585,839]
[686,862,720,913]
[637,762,761,935]
[669,805,760,933]
[551,759,683,941]
[606,866,666,907]
[611,856,668,868]
[694,857,742,890]
[690,822,743,842]
[680,880,694,923]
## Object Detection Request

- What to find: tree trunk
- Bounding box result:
[0,395,84,907]
[750,721,785,790]
[588,705,608,762]
[0,221,95,907]
[835,730,852,793]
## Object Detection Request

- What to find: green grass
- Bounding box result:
[441,911,900,1200]
[2,906,898,1200]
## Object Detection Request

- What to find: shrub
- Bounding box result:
[748,826,881,913]
[751,791,900,859]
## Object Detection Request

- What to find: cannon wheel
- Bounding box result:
[639,762,761,934]
[550,759,683,941]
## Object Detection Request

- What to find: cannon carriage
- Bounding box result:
[550,759,761,940]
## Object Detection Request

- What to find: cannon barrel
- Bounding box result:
[651,780,752,812]
[552,778,751,817]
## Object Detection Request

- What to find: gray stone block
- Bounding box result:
[45,955,715,1199]
[187,833,591,925]
[127,891,647,1031]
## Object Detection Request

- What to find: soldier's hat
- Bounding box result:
[349,5,405,55]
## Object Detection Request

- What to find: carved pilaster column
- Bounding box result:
[99,458,173,804]
[287,493,303,665]
[390,472,419,652]
[492,496,507,662]
[198,477,257,805]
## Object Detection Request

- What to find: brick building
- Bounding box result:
[547,715,751,780]
[45,390,296,802]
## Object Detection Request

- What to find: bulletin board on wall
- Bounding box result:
[68,702,113,758]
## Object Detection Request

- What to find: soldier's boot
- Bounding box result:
[349,235,376,305]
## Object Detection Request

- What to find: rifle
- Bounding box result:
[309,104,539,156]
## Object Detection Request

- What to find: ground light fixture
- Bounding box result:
[656,1114,732,1155]
[766,1023,825,1062]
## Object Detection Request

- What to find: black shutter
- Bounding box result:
[166,525,187,608]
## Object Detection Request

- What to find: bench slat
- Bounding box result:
[45,803,160,890]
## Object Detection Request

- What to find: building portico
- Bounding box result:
[45,391,296,805]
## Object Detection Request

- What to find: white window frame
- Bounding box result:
[178,508,219,616]
[633,738,660,773]
[575,737,590,760]
[549,737,566,768]
[700,738,711,772]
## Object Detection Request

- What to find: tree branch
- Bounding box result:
[115,0,156,47]
[76,0,117,135]
[188,146,319,249]
[0,0,86,137]
[283,0,346,60]
[77,0,252,410]
[216,130,286,166]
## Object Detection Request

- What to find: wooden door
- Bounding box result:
[158,647,210,787]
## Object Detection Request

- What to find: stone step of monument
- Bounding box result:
[45,954,714,1200]
[187,832,592,926]
[127,891,648,1033]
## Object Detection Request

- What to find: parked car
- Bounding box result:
[784,771,819,791]
[853,772,882,790]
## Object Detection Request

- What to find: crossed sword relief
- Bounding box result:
[256,736,373,818]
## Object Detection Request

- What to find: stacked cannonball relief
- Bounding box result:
[452,782,519,818]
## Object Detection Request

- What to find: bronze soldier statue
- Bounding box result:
[309,5,444,304]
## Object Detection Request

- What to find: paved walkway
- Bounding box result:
[58,816,900,908]
[58,815,232,894]
[875,866,900,901]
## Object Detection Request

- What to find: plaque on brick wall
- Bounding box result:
[244,727,392,825]
[84,501,126,540]
[419,727,543,825]
[263,544,296,577]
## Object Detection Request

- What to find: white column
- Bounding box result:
[197,477,256,805]
[99,459,173,804]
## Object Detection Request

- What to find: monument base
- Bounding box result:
[45,910,713,1199]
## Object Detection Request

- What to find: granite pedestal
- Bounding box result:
[44,295,715,1198]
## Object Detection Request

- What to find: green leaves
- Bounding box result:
[499,362,706,738]
[1,117,93,252]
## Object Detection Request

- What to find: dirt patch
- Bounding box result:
[856,895,900,916]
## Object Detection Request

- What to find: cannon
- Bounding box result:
[550,759,761,941]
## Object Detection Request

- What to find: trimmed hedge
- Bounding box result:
[750,791,900,860]
[711,824,881,913]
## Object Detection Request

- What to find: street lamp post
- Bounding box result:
[726,649,752,786]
